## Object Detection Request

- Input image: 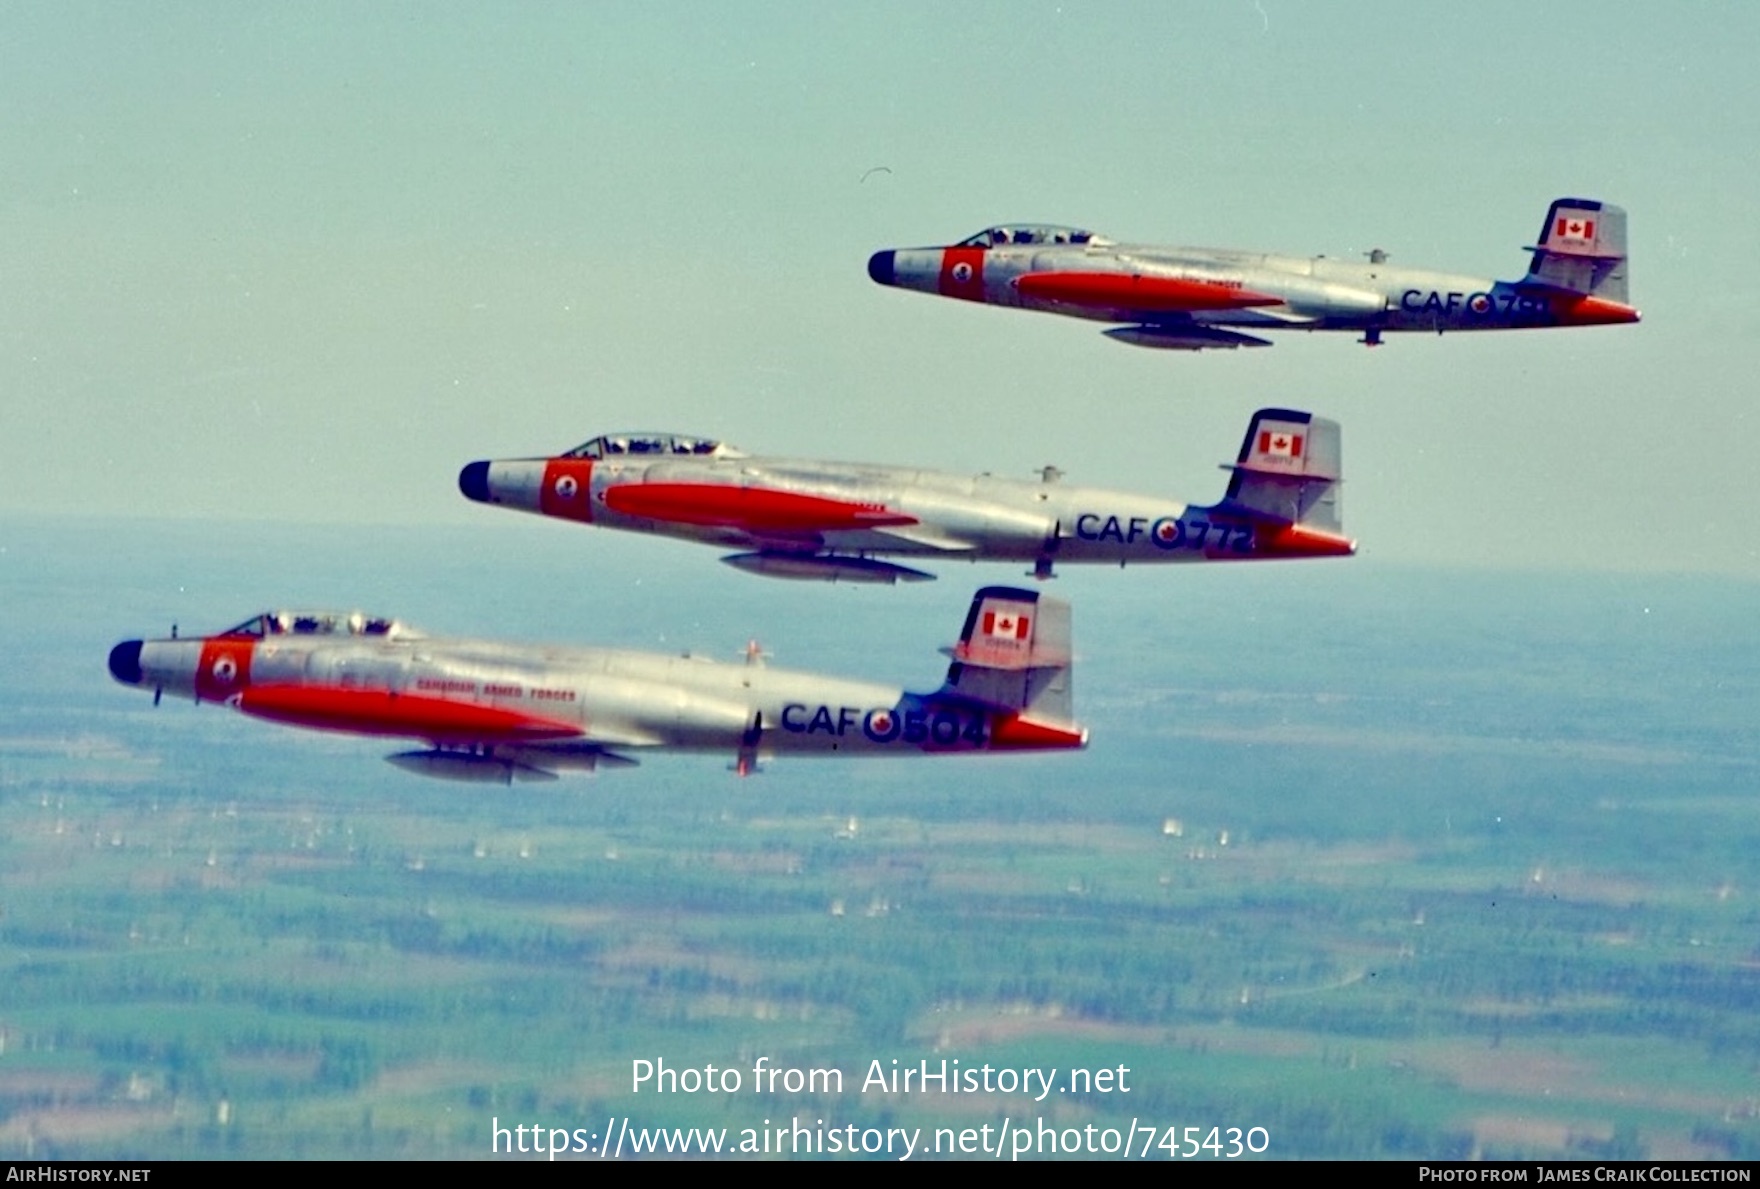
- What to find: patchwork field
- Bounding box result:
[2,519,1756,1160]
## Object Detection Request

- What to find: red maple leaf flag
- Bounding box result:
[1258,430,1304,460]
[982,610,1030,641]
[1555,216,1596,246]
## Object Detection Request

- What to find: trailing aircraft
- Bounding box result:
[458,408,1352,585]
[106,588,1085,781]
[866,197,1637,350]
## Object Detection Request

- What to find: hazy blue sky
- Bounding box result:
[4,2,1757,575]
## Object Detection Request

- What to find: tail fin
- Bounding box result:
[942,586,1074,723]
[1523,197,1629,302]
[1219,408,1343,535]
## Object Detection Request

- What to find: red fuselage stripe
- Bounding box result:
[1016,271,1283,311]
[238,685,581,743]
[604,484,917,533]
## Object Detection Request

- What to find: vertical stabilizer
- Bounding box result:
[1221,408,1343,534]
[1524,197,1629,301]
[942,586,1074,723]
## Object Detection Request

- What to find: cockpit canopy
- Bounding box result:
[955,224,1108,249]
[562,432,735,460]
[219,611,411,639]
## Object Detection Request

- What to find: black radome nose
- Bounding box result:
[867,250,896,286]
[108,640,144,685]
[458,460,491,503]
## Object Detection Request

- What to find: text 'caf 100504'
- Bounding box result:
[108,589,1086,782]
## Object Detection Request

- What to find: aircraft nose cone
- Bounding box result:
[458,460,492,503]
[108,640,144,685]
[867,249,896,286]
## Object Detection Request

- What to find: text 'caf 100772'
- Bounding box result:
[459,408,1353,585]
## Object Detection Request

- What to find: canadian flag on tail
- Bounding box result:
[983,610,1031,641]
[1554,214,1596,247]
[1258,429,1304,460]
[962,594,1038,667]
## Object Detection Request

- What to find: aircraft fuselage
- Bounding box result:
[878,244,1634,335]
[464,425,1353,577]
[109,603,1084,779]
[867,202,1638,349]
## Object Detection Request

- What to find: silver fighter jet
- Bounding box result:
[107,590,1085,781]
[459,409,1352,585]
[868,197,1637,350]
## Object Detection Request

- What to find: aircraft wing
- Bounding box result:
[517,739,644,766]
[385,738,641,780]
[568,722,665,749]
[863,523,979,552]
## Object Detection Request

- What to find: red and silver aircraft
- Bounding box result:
[459,408,1352,585]
[107,588,1085,781]
[867,197,1637,350]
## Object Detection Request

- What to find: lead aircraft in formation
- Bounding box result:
[459,408,1352,584]
[106,588,1085,781]
[868,197,1637,350]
